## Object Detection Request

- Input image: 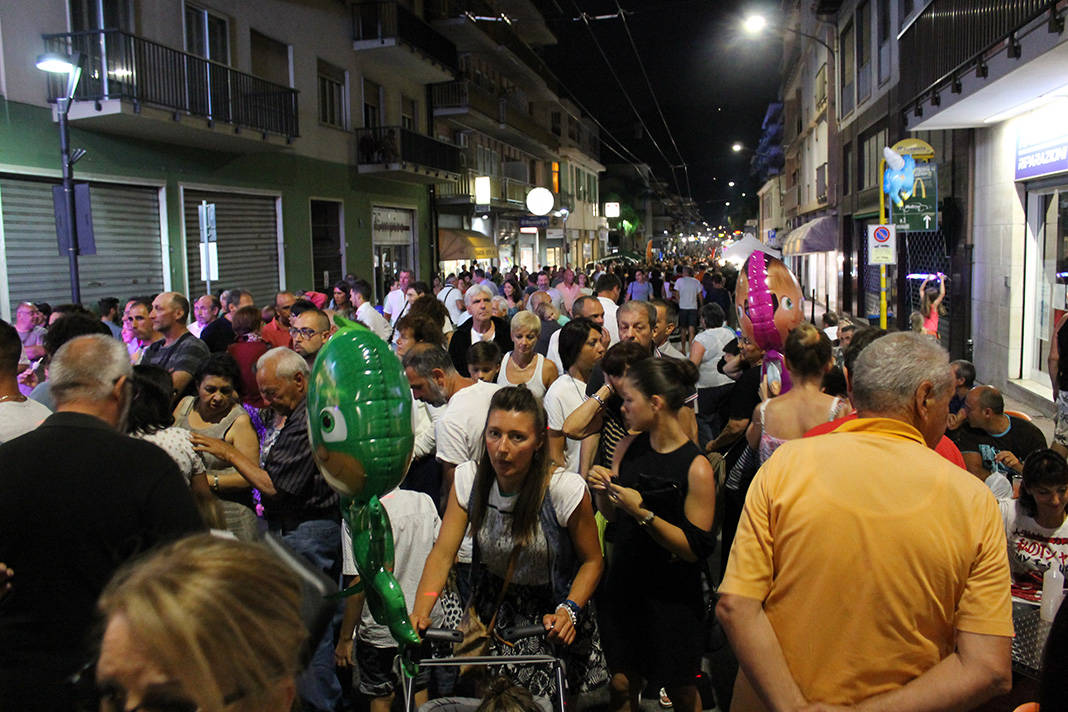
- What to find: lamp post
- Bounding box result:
[36,51,84,303]
[743,13,835,57]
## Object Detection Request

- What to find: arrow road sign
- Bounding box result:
[890,163,938,232]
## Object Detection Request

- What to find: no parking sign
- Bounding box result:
[867,224,896,265]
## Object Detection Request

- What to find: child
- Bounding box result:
[336,489,442,712]
[467,340,502,383]
[919,273,947,337]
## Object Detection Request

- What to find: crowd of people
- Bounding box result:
[0,255,1066,712]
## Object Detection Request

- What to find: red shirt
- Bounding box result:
[804,412,966,469]
[261,318,292,349]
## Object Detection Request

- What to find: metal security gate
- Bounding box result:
[183,190,280,307]
[904,229,952,341]
[0,176,164,310]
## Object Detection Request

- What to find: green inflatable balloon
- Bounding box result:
[307,317,420,673]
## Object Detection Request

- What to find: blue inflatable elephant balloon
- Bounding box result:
[882,146,915,208]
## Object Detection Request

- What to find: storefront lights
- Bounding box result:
[475,176,492,205]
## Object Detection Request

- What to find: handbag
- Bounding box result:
[454,544,522,678]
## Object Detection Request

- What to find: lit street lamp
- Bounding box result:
[36,51,85,303]
[742,13,835,56]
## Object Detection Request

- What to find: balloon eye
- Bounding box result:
[319,406,348,443]
[781,297,794,311]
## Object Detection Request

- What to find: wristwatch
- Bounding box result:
[638,510,655,527]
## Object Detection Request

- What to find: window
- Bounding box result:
[70,0,132,31]
[551,161,560,193]
[843,142,853,194]
[363,78,381,128]
[318,59,347,129]
[401,96,417,131]
[860,128,887,189]
[551,112,561,136]
[839,20,855,116]
[856,1,871,102]
[877,0,891,85]
[185,4,229,63]
[250,29,289,86]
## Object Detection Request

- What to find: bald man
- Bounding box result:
[955,385,1047,487]
[143,291,209,398]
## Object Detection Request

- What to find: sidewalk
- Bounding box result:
[1002,392,1055,444]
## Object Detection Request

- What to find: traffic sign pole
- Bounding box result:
[879,158,887,329]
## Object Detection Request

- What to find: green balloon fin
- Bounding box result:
[333,314,365,330]
[328,579,365,600]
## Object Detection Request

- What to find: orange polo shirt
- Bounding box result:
[261,318,292,349]
[721,417,1013,710]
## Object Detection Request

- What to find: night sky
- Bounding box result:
[535,0,783,226]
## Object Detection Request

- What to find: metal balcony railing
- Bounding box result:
[42,30,299,138]
[900,0,1053,110]
[436,169,532,204]
[356,125,461,173]
[353,2,458,73]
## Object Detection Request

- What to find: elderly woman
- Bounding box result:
[497,310,558,401]
[88,535,306,712]
[446,283,512,377]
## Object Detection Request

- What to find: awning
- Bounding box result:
[438,229,497,262]
[781,216,838,256]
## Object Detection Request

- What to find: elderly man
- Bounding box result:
[143,291,210,398]
[557,267,582,314]
[290,306,334,366]
[190,346,341,712]
[718,333,1013,712]
[446,283,511,376]
[197,294,236,352]
[652,299,685,360]
[187,294,213,338]
[535,270,564,313]
[263,291,297,348]
[13,302,46,364]
[0,334,204,706]
[350,279,391,343]
[955,385,1046,489]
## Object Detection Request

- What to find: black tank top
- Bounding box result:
[1059,320,1068,391]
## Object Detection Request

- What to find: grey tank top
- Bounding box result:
[174,396,244,472]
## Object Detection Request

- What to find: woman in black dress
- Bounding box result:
[588,357,716,712]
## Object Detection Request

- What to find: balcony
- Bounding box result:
[352,2,458,84]
[432,80,558,157]
[437,169,534,208]
[42,30,297,151]
[902,0,1068,130]
[356,126,461,183]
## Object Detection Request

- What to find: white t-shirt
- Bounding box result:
[453,461,585,585]
[0,398,52,444]
[411,390,444,460]
[999,498,1068,577]
[341,489,443,647]
[546,329,564,375]
[693,326,736,388]
[356,302,392,343]
[674,276,702,310]
[436,380,502,467]
[134,426,207,484]
[383,288,407,326]
[438,284,466,326]
[543,374,587,473]
[598,296,620,345]
[659,341,686,360]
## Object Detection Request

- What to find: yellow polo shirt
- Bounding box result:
[720,417,1013,710]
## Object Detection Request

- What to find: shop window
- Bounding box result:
[1026,189,1068,382]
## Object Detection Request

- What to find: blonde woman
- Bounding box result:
[89,535,307,712]
[497,310,558,400]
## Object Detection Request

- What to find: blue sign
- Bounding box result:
[1016,133,1068,180]
[519,216,549,228]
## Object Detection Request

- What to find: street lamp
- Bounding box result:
[36,51,85,303]
[732,142,743,153]
[742,13,835,56]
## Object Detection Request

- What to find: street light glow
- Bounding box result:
[732,142,743,152]
[743,14,767,34]
[728,181,735,187]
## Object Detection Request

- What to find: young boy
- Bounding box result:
[336,488,442,712]
[467,341,502,383]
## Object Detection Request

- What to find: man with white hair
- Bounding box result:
[446,283,511,376]
[190,345,342,712]
[717,332,1013,712]
[0,334,204,706]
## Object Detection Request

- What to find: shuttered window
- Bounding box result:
[183,190,280,307]
[0,176,164,308]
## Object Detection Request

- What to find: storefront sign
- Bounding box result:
[891,163,938,232]
[867,224,896,265]
[519,216,549,228]
[372,206,413,245]
[1016,130,1068,181]
[546,227,564,240]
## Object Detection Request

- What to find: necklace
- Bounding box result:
[0,394,27,403]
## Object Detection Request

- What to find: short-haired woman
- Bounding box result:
[497,310,558,400]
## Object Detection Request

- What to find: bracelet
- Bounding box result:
[211,474,220,492]
[638,510,655,527]
[590,393,606,409]
[556,601,578,627]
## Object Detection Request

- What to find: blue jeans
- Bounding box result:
[282,518,343,712]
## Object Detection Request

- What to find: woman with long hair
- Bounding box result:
[545,318,605,472]
[746,323,849,464]
[588,358,716,712]
[501,278,524,319]
[179,354,262,540]
[919,273,947,337]
[497,310,558,400]
[411,387,607,698]
[999,449,1068,580]
[89,535,306,712]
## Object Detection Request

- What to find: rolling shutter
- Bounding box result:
[1,176,164,308]
[183,190,280,307]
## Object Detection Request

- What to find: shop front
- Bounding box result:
[372,206,416,302]
[780,215,839,315]
[438,227,498,278]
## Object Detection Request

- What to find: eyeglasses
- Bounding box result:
[289,327,324,339]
